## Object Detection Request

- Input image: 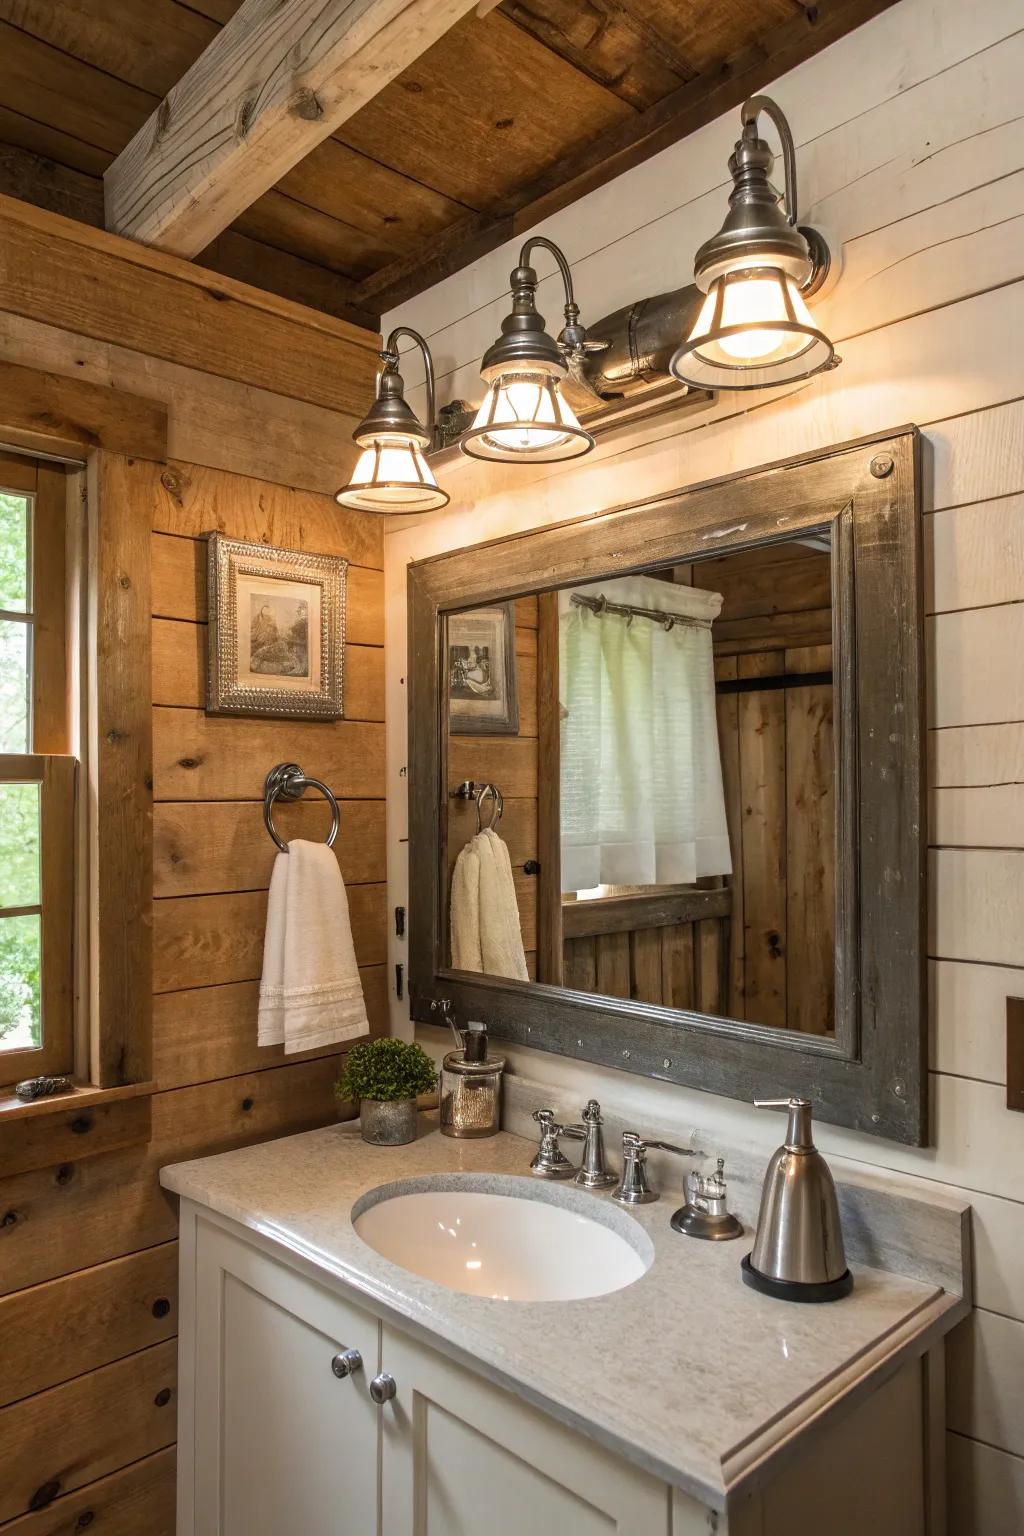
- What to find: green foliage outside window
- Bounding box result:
[0,491,41,1048]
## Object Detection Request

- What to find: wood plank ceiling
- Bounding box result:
[0,0,897,327]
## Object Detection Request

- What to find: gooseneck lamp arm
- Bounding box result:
[740,96,798,227]
[382,325,438,449]
[517,236,586,351]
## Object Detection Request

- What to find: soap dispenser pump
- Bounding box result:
[741,1097,852,1302]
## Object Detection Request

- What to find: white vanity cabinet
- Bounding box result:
[379,1322,671,1535]
[187,1218,380,1536]
[179,1204,672,1536]
[176,1197,941,1536]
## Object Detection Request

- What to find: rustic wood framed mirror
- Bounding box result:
[408,427,925,1144]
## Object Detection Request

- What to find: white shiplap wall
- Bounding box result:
[382,0,1024,1526]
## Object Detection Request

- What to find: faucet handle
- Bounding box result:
[644,1139,698,1159]
[612,1133,698,1206]
[530,1108,577,1179]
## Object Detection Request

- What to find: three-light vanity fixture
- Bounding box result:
[336,96,838,514]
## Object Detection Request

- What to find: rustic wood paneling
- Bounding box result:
[0,1056,353,1297]
[0,1244,178,1408]
[152,968,388,1092]
[0,308,361,496]
[151,618,384,719]
[0,1338,177,1523]
[0,195,377,415]
[736,653,787,1028]
[0,357,166,461]
[785,681,835,1033]
[0,213,387,1536]
[152,708,385,801]
[153,798,386,897]
[0,1094,151,1179]
[150,532,384,641]
[0,1446,176,1536]
[152,460,383,568]
[447,736,538,799]
[152,884,387,991]
[91,452,155,1086]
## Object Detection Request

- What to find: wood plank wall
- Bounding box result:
[0,266,385,1524]
[702,546,835,1033]
[446,597,539,975]
[382,2,1024,1526]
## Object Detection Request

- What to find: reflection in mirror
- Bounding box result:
[444,535,835,1037]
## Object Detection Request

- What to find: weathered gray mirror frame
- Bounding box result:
[408,426,925,1145]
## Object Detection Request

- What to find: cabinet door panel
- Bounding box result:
[193,1220,379,1536]
[380,1324,670,1536]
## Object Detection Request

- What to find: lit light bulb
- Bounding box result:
[671,266,832,390]
[336,434,448,512]
[471,377,574,454]
[690,274,815,366]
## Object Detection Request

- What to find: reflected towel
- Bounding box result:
[258,839,369,1053]
[450,829,529,982]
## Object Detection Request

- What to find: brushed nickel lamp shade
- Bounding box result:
[462,236,595,464]
[336,327,449,514]
[671,96,837,391]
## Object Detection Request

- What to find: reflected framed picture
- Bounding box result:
[206,535,347,719]
[447,602,519,735]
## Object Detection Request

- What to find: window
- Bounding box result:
[0,452,75,1086]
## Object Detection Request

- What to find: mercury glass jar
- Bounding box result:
[440,1024,504,1138]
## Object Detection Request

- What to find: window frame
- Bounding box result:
[0,454,76,1087]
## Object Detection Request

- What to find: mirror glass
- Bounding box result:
[444,534,835,1038]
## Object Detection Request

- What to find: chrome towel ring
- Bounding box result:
[451,779,503,833]
[263,762,340,853]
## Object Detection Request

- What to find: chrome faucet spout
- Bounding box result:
[571,1099,616,1189]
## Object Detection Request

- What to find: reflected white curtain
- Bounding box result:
[559,574,732,892]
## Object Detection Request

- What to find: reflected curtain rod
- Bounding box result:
[569,592,712,630]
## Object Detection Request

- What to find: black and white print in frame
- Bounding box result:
[206,533,347,720]
[447,601,519,736]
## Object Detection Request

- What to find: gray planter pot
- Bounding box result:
[360,1097,418,1146]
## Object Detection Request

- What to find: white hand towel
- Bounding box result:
[450,829,528,981]
[258,839,369,1054]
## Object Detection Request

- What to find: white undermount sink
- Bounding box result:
[352,1177,653,1302]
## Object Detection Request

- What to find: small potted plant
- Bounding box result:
[337,1038,438,1146]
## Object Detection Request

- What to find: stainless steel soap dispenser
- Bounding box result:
[741,1097,852,1302]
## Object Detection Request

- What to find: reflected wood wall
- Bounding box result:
[701,546,835,1033]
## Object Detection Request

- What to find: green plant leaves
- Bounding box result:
[336,1038,438,1103]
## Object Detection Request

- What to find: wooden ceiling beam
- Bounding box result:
[357,0,898,313]
[103,0,480,258]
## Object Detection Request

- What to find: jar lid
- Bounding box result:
[443,1050,506,1076]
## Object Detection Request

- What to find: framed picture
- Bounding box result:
[447,602,519,735]
[206,535,347,719]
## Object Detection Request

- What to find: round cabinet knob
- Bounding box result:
[369,1371,397,1405]
[331,1349,363,1380]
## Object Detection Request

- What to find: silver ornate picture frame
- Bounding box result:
[206,534,347,719]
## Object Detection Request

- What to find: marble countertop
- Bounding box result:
[161,1115,964,1512]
